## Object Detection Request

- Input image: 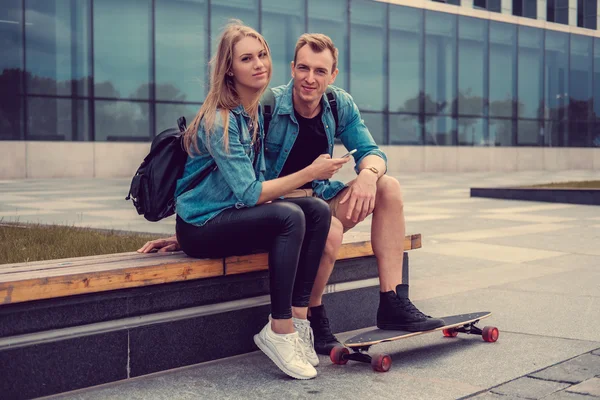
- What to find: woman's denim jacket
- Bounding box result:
[175,105,265,226]
[263,81,387,200]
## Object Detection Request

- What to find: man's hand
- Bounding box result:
[339,170,378,223]
[137,236,180,253]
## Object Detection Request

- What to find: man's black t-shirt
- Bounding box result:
[279,109,329,189]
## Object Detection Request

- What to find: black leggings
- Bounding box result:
[176,197,331,319]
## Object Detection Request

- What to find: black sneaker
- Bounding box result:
[377,284,445,331]
[308,304,342,355]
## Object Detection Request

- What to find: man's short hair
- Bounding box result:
[293,33,339,72]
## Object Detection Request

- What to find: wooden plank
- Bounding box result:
[0,252,191,275]
[0,256,222,283]
[0,260,224,305]
[0,234,421,305]
[225,234,421,276]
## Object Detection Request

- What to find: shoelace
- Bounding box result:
[395,297,431,318]
[285,335,307,362]
[313,318,338,342]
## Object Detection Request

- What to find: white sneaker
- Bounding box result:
[292,317,319,367]
[254,320,317,380]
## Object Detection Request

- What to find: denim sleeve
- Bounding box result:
[200,111,263,207]
[335,91,388,174]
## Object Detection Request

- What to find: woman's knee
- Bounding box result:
[269,201,306,232]
[303,197,331,227]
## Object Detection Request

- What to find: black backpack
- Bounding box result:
[125,116,215,222]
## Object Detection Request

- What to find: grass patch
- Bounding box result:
[1,222,161,265]
[522,180,600,189]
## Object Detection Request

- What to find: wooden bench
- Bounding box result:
[0,233,421,400]
[0,233,421,305]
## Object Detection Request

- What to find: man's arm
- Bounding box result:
[138,236,180,253]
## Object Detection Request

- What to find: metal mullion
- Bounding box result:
[89,0,95,142]
[384,2,390,145]
[258,0,262,32]
[304,0,308,32]
[420,9,425,145]
[513,25,519,146]
[150,0,156,139]
[540,26,545,146]
[453,12,458,146]
[346,0,350,91]
[71,0,78,141]
[22,0,27,141]
[206,0,211,95]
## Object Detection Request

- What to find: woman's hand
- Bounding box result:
[308,154,349,181]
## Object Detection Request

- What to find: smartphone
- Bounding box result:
[342,149,357,158]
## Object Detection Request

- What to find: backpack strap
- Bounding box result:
[325,87,339,134]
[260,88,275,139]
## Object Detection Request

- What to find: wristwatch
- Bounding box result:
[363,166,379,178]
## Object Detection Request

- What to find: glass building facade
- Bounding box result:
[1,0,600,147]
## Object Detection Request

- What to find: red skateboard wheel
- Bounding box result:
[482,326,499,342]
[443,328,458,337]
[330,346,350,365]
[371,353,392,372]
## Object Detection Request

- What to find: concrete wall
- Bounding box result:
[0,141,150,180]
[1,142,599,179]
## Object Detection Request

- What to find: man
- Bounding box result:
[139,33,444,356]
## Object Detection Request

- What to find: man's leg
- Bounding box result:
[306,216,344,355]
[308,217,344,308]
[331,175,445,332]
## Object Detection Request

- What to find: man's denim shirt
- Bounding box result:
[264,81,387,200]
[175,105,265,226]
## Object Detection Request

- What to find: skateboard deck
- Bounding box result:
[330,311,498,372]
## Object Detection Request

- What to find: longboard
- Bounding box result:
[330,311,498,372]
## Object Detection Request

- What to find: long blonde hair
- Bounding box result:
[184,21,272,155]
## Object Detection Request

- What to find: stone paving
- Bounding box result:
[2,169,599,400]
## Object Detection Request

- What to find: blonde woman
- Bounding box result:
[173,22,348,380]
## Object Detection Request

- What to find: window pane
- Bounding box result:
[424,115,456,145]
[350,0,385,111]
[425,11,456,115]
[0,0,23,139]
[27,98,89,141]
[545,118,568,146]
[155,103,201,133]
[518,26,543,119]
[95,100,150,141]
[211,0,259,54]
[489,118,514,146]
[261,0,304,88]
[488,0,501,12]
[523,0,537,18]
[594,38,600,122]
[458,16,487,116]
[25,0,90,97]
[389,114,422,145]
[568,120,589,146]
[570,35,593,121]
[1,0,23,89]
[361,112,385,145]
[94,0,151,99]
[490,22,516,118]
[517,119,542,145]
[389,6,422,113]
[544,31,569,122]
[156,0,207,102]
[592,120,600,147]
[308,0,348,90]
[458,117,489,145]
